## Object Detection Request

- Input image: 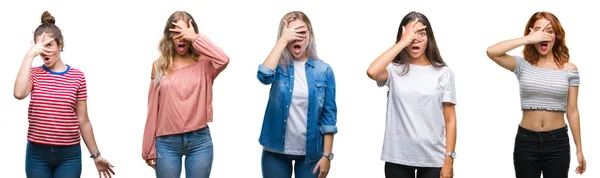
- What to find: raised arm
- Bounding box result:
[367,19,425,84]
[486,20,554,72]
[170,19,230,78]
[14,33,55,99]
[192,34,230,77]
[257,20,307,85]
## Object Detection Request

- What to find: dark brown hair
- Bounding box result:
[523,11,569,68]
[393,11,446,75]
[34,11,64,51]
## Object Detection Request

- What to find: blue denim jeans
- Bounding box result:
[25,141,82,178]
[155,126,213,178]
[261,150,319,178]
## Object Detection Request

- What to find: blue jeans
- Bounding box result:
[155,126,213,178]
[25,141,82,178]
[261,150,319,178]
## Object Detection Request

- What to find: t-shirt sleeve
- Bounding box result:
[568,70,580,87]
[513,56,525,75]
[77,74,88,101]
[29,67,37,84]
[441,68,457,104]
[376,64,393,87]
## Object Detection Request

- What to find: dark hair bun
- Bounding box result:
[41,11,55,24]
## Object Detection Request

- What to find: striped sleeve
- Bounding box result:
[77,74,87,100]
[29,67,37,84]
[568,70,580,86]
[513,56,525,75]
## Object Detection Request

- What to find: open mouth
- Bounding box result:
[410,46,420,53]
[540,42,549,51]
[293,44,302,54]
[177,43,186,53]
[43,57,50,62]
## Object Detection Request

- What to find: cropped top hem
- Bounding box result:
[521,107,566,112]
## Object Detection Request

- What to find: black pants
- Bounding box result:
[385,162,440,178]
[513,125,571,178]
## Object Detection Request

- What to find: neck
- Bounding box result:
[174,53,193,61]
[47,59,67,72]
[410,55,431,66]
[293,55,309,62]
[538,53,555,64]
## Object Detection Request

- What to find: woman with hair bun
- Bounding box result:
[13,11,115,178]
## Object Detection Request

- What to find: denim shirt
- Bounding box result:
[257,58,338,163]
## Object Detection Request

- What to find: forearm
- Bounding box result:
[263,39,288,70]
[367,43,405,79]
[445,120,457,153]
[486,37,529,57]
[323,134,333,153]
[80,120,100,155]
[14,55,35,99]
[567,112,583,152]
[192,34,230,73]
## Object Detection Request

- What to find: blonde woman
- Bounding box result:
[257,11,338,178]
[141,11,230,178]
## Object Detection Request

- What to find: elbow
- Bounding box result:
[486,47,500,59]
[567,111,580,121]
[13,92,26,100]
[486,47,495,58]
[366,69,379,80]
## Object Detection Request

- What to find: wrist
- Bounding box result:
[520,36,533,44]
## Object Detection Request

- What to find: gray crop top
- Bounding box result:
[514,56,580,112]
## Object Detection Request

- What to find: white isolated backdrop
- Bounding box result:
[0,0,598,177]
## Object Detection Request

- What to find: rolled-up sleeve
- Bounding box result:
[319,65,338,134]
[257,64,277,85]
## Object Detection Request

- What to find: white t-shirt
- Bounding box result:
[378,63,457,167]
[283,60,309,155]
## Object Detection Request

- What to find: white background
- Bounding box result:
[1,0,598,177]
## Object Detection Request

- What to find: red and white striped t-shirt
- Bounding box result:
[28,65,87,146]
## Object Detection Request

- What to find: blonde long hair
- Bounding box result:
[153,11,200,86]
[277,11,319,71]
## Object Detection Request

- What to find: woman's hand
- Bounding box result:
[145,158,156,169]
[93,156,115,178]
[440,158,454,178]
[525,20,554,44]
[312,156,331,178]
[397,19,427,47]
[27,32,55,58]
[279,20,307,44]
[576,152,587,174]
[170,20,199,42]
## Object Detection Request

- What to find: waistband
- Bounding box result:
[517,125,568,135]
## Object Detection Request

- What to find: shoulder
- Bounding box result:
[313,59,333,72]
[67,67,86,79]
[31,66,44,73]
[151,61,158,79]
[563,62,578,71]
[68,66,84,75]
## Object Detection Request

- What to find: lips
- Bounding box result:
[177,43,186,53]
[293,44,302,54]
[410,46,420,53]
[540,42,549,51]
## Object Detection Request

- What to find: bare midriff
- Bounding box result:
[520,110,566,131]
